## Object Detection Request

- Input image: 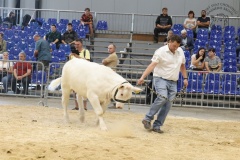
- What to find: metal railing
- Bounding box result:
[1,7,240,36]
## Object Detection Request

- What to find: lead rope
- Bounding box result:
[144,82,186,106]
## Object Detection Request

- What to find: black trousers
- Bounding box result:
[11,77,31,94]
[154,27,170,42]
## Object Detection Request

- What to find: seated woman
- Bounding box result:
[204,48,222,72]
[189,47,206,70]
[183,10,197,38]
[0,52,13,93]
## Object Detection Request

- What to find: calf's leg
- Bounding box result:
[76,94,85,123]
[87,92,107,131]
[61,85,71,123]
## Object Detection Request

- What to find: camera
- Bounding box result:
[71,48,79,55]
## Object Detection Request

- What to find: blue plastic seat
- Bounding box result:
[188,72,203,81]
[12,25,22,30]
[223,52,236,59]
[72,19,80,26]
[186,29,193,38]
[42,23,51,30]
[35,18,45,24]
[6,41,15,50]
[186,79,203,93]
[223,58,237,67]
[50,56,60,69]
[31,71,47,84]
[222,81,238,95]
[173,24,184,31]
[24,48,34,57]
[172,28,181,35]
[50,43,57,51]
[96,20,108,30]
[223,65,238,72]
[16,41,28,50]
[77,29,86,39]
[29,21,39,29]
[47,18,57,25]
[59,44,71,54]
[222,74,237,82]
[204,80,221,94]
[59,19,69,25]
[206,73,221,82]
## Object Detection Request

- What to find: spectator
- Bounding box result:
[0,32,7,58]
[183,10,197,38]
[180,29,194,52]
[69,39,91,111]
[189,47,206,70]
[11,52,32,94]
[154,7,172,43]
[3,11,16,28]
[22,14,31,28]
[236,45,240,61]
[102,44,118,71]
[0,52,13,93]
[204,48,221,72]
[137,35,188,133]
[163,30,173,45]
[81,8,94,37]
[69,39,91,61]
[197,10,210,31]
[44,24,61,49]
[61,23,78,47]
[33,34,52,71]
[102,44,119,109]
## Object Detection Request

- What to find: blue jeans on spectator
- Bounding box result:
[2,74,12,93]
[143,77,177,130]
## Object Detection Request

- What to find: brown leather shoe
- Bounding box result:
[72,108,79,110]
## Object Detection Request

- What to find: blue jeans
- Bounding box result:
[2,74,12,93]
[144,77,177,129]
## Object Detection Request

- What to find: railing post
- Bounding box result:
[57,10,60,23]
[130,13,134,43]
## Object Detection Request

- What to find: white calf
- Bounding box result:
[48,58,142,130]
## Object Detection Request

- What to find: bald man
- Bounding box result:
[102,44,118,71]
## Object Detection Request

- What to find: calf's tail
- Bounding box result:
[48,77,61,91]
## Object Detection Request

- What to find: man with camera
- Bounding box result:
[69,39,91,110]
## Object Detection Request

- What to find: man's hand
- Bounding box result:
[137,78,145,85]
[183,79,188,87]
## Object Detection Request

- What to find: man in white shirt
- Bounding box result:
[137,35,188,133]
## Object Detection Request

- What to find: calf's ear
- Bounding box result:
[131,86,142,93]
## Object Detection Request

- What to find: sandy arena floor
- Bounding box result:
[0,100,240,160]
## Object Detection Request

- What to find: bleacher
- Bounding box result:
[0,13,240,108]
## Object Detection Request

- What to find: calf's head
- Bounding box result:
[113,83,142,103]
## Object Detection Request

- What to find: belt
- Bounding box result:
[158,77,177,82]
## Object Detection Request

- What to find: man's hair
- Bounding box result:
[67,23,72,26]
[75,39,83,44]
[85,8,90,11]
[0,32,3,37]
[19,51,26,57]
[51,24,56,28]
[109,44,116,49]
[208,48,216,52]
[169,35,182,44]
[188,10,195,18]
[162,7,168,11]
[181,29,187,34]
